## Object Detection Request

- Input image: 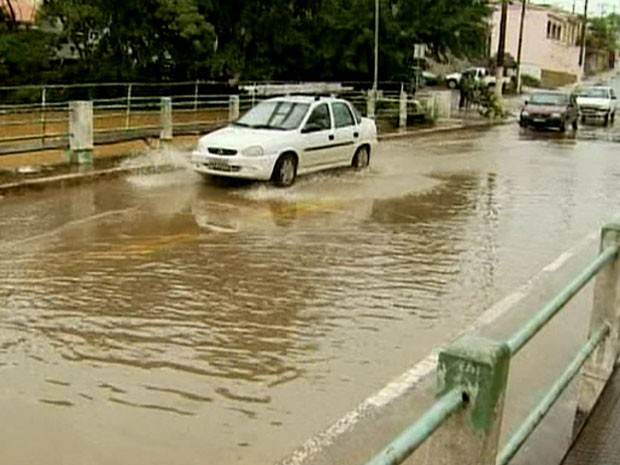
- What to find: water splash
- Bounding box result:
[122,145,193,169]
[122,146,201,188]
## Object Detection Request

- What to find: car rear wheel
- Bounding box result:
[352,146,370,170]
[611,112,616,124]
[581,115,586,123]
[447,80,458,89]
[272,154,297,187]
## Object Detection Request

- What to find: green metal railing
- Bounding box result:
[363,224,620,465]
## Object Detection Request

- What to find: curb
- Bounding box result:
[378,118,514,141]
[0,164,163,197]
[0,119,513,197]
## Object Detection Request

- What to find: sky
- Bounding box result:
[533,0,620,16]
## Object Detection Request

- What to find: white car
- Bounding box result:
[576,86,617,125]
[191,96,378,187]
[445,66,510,90]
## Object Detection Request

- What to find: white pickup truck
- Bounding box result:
[445,67,511,90]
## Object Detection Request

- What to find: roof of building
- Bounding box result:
[500,1,580,21]
[1,0,38,24]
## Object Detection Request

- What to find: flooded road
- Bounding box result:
[2,119,620,465]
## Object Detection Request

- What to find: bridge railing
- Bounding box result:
[0,81,453,157]
[364,224,620,465]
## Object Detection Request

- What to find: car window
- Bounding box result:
[332,102,355,128]
[304,103,331,131]
[351,104,363,124]
[579,88,610,99]
[235,101,309,130]
[529,93,569,105]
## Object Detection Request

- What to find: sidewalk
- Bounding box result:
[562,365,620,465]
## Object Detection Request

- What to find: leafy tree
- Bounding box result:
[587,15,618,52]
[19,0,493,83]
[40,0,217,81]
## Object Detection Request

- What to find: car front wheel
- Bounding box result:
[352,146,370,170]
[272,153,297,187]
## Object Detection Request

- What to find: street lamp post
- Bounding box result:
[373,0,379,93]
[579,0,589,79]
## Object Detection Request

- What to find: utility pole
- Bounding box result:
[495,0,509,99]
[516,0,528,93]
[579,0,589,78]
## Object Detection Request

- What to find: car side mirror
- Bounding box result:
[302,123,323,134]
[523,97,529,105]
[612,95,617,100]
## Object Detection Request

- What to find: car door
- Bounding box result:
[330,101,358,164]
[300,103,335,170]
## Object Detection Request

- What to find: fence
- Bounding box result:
[0,81,452,158]
[363,223,620,465]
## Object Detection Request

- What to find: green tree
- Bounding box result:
[40,0,217,81]
[22,0,492,83]
[587,15,618,52]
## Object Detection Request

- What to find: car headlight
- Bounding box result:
[551,112,562,118]
[242,145,264,157]
[198,139,209,152]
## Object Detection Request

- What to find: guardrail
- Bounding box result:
[363,224,620,465]
[0,81,452,158]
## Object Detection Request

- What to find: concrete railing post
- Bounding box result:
[160,97,173,147]
[573,223,620,436]
[427,336,510,465]
[229,95,240,122]
[399,89,408,129]
[68,101,93,165]
[367,90,376,119]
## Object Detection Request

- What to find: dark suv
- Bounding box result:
[519,91,579,132]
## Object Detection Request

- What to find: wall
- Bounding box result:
[490,4,582,84]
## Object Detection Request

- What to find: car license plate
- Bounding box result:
[206,159,230,171]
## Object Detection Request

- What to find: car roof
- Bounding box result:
[264,95,346,104]
[532,90,569,95]
[580,85,611,90]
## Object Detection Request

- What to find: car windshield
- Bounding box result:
[579,88,609,98]
[529,93,568,106]
[234,101,310,130]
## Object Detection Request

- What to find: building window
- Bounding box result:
[557,25,562,40]
[547,20,552,38]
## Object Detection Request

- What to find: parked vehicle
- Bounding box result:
[576,86,617,126]
[445,67,511,90]
[519,91,579,132]
[191,96,378,187]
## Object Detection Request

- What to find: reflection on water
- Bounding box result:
[2,125,620,464]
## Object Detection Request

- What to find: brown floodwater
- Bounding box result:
[2,122,620,465]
